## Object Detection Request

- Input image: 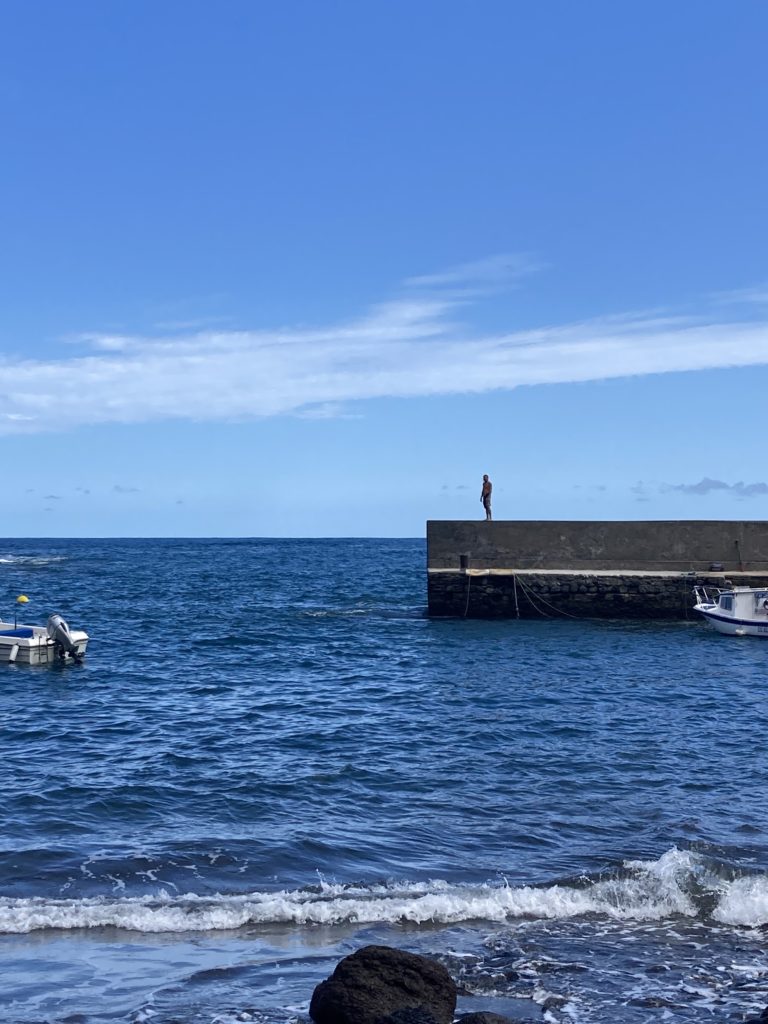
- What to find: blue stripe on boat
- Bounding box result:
[697,609,768,628]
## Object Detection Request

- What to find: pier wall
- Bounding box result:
[428,569,768,620]
[428,520,768,572]
[426,521,768,619]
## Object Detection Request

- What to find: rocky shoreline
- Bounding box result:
[309,945,534,1024]
[308,944,768,1024]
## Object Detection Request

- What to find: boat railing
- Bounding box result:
[693,584,725,606]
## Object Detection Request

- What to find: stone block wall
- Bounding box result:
[427,571,768,620]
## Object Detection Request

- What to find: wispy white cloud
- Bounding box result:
[405,253,542,291]
[153,315,235,332]
[2,262,768,435]
[82,335,140,352]
[714,284,768,306]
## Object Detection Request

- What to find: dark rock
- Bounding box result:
[455,1014,517,1024]
[309,944,457,1024]
[378,1010,442,1024]
[540,993,567,1010]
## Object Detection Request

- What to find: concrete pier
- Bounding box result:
[426,520,768,619]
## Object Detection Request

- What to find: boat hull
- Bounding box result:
[694,605,768,637]
[0,622,88,665]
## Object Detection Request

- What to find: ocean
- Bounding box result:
[1,537,767,1024]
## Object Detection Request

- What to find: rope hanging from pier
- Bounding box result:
[512,573,582,620]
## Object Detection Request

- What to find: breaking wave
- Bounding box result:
[2,849,767,935]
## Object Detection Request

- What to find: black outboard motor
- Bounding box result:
[46,614,83,663]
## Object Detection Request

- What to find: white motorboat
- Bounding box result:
[0,613,88,665]
[693,585,768,637]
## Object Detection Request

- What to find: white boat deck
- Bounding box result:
[0,620,89,665]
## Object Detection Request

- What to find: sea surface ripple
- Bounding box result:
[1,538,767,1023]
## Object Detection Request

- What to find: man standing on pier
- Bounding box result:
[481,474,493,521]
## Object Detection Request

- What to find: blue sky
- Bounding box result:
[1,0,767,536]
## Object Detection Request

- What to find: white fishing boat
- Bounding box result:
[0,613,88,665]
[693,585,768,637]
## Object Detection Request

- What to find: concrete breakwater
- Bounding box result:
[427,520,768,620]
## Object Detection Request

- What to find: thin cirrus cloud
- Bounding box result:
[714,284,768,306]
[404,253,543,291]
[2,257,768,435]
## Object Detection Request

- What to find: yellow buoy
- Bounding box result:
[16,595,29,604]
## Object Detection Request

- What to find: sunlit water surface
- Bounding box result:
[1,539,767,1023]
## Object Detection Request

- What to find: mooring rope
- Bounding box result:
[512,574,552,618]
[513,573,581,619]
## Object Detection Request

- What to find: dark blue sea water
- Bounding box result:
[1,538,768,1024]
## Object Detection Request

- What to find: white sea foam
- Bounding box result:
[1,850,765,935]
[713,875,768,926]
[0,554,67,566]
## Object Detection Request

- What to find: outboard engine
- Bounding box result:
[46,614,82,663]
